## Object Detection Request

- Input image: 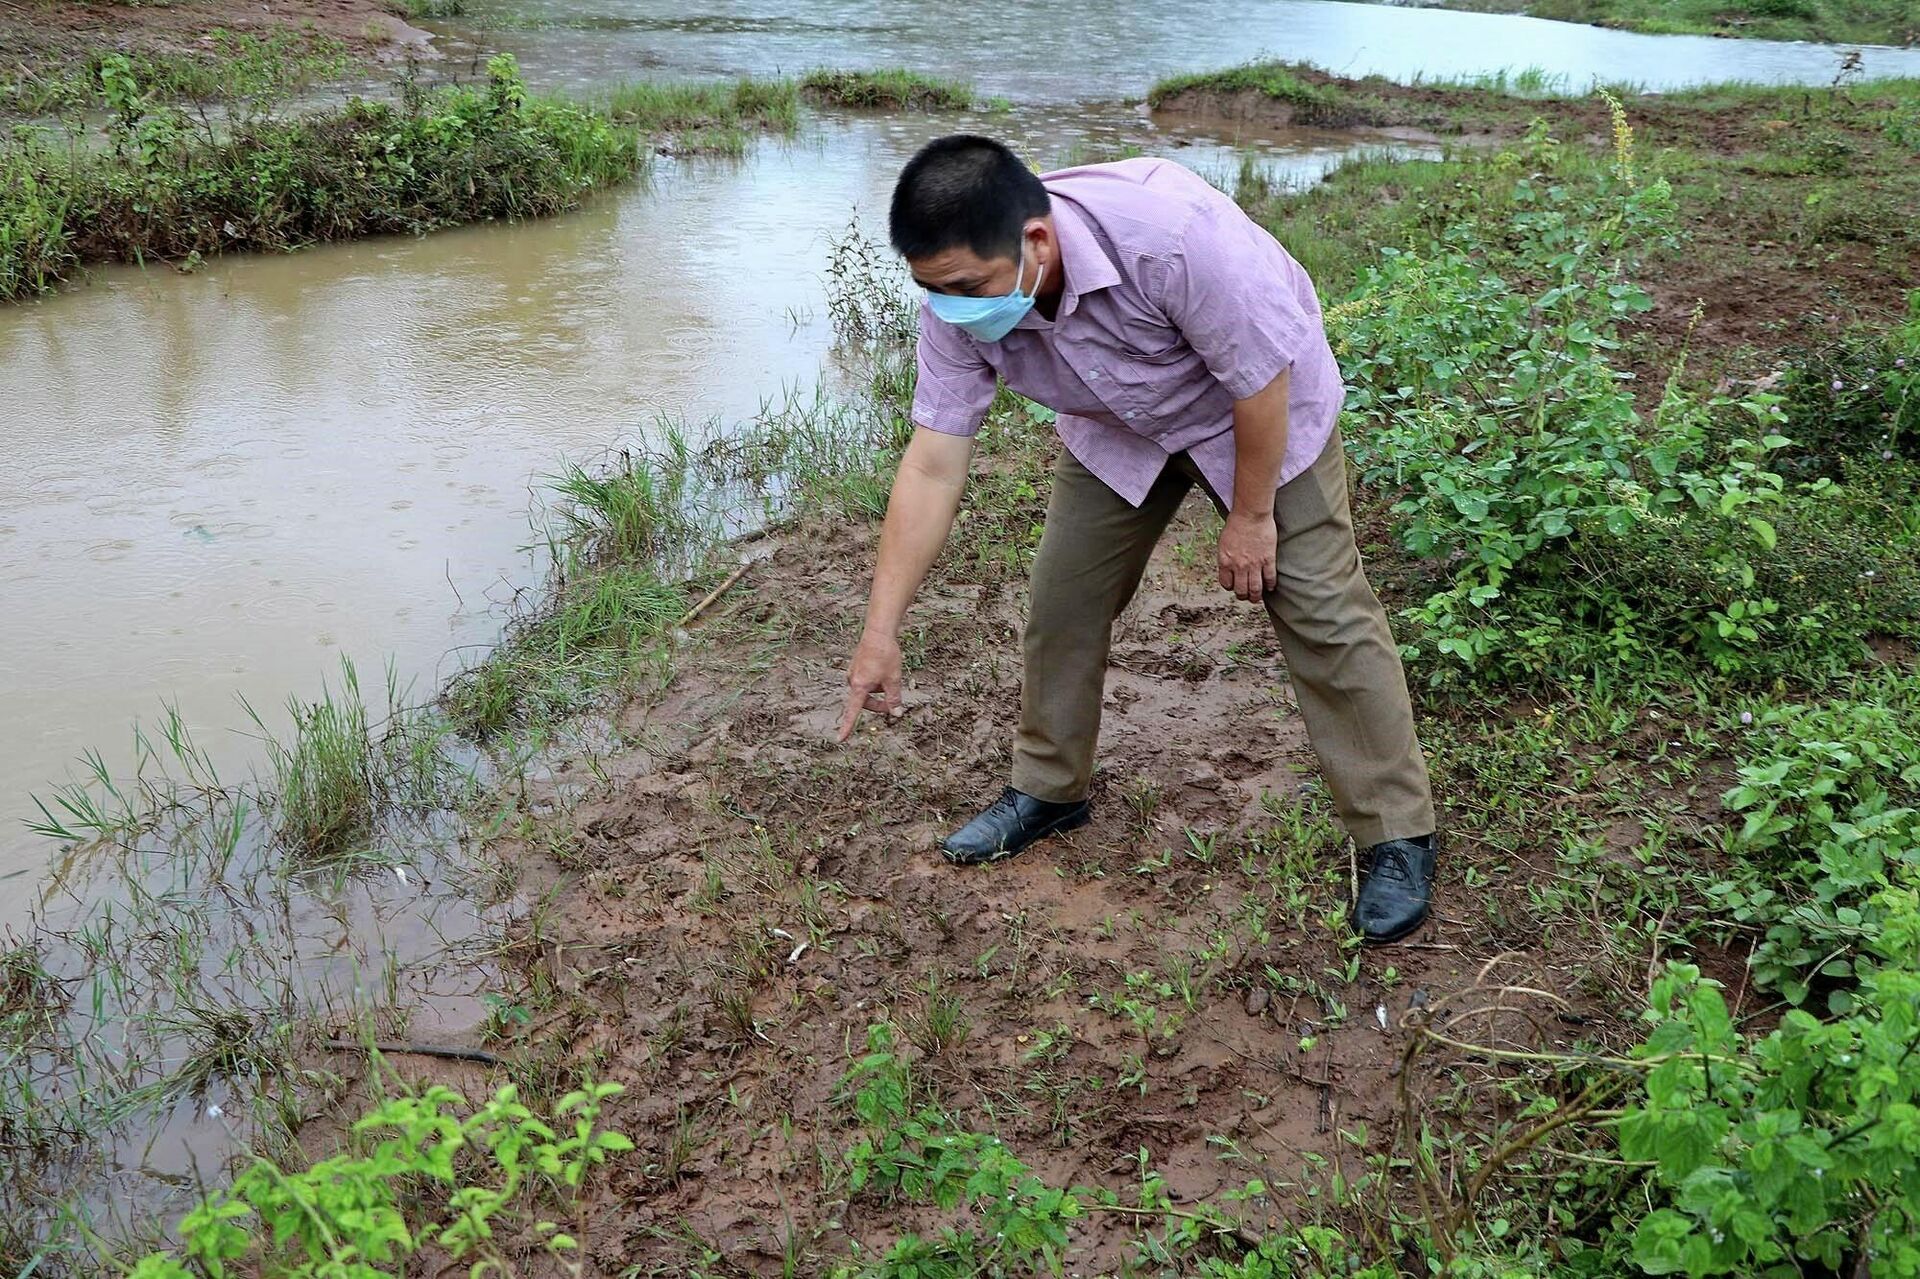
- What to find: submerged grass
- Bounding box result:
[6,657,492,1269]
[601,76,800,154]
[799,68,977,111]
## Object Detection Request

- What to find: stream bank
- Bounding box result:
[4,11,1919,1275]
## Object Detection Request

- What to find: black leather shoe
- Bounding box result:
[1354,835,1437,944]
[942,788,1090,866]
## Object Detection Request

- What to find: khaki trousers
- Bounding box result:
[1010,429,1436,848]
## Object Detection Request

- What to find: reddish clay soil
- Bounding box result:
[0,0,437,65]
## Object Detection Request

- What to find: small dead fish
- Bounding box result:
[1375,1003,1389,1031]
[787,942,809,965]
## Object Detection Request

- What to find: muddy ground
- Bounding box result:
[0,0,437,66]
[410,485,1655,1274]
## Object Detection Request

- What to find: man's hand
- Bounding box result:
[834,427,972,744]
[838,630,906,741]
[1218,508,1277,603]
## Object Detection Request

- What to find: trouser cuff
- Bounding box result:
[1007,765,1087,807]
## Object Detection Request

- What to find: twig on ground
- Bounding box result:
[680,561,755,628]
[322,1039,503,1066]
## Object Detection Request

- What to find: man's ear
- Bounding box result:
[1023,218,1055,274]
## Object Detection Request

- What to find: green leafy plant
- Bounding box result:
[2,54,643,302]
[836,1024,1086,1277]
[128,1080,632,1278]
[1617,955,1920,1277]
[1333,116,1841,685]
[1708,671,1920,1007]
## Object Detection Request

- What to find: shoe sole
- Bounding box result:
[1357,903,1430,946]
[942,807,1091,867]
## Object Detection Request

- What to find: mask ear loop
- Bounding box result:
[1016,237,1042,299]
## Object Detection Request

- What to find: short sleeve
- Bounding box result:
[1151,200,1311,401]
[910,304,996,437]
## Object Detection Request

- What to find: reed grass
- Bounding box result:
[600,76,799,154]
[799,68,977,111]
[251,660,380,859]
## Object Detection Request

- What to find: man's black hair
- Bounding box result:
[889,134,1049,262]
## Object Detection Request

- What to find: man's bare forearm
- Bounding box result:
[1229,366,1291,517]
[860,427,974,639]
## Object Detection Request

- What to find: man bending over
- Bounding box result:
[837,135,1438,944]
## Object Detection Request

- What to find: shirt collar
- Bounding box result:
[1014,194,1121,331]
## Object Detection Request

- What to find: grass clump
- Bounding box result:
[251,659,382,859]
[445,441,714,739]
[0,54,642,302]
[1147,62,1387,128]
[388,0,467,19]
[447,563,689,739]
[799,68,976,111]
[601,76,799,154]
[0,140,74,298]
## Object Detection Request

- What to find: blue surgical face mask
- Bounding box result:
[926,243,1041,343]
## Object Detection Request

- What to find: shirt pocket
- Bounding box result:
[1116,312,1187,364]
